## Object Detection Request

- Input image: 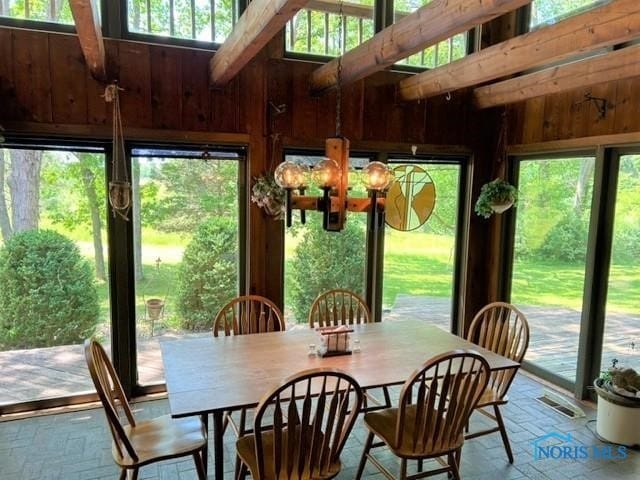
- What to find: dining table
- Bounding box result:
[160,320,520,479]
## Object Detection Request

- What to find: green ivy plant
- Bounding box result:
[474,178,518,219]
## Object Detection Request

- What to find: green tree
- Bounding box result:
[176,218,238,331]
[0,230,100,349]
[289,217,366,323]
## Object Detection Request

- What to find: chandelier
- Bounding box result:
[274,1,394,232]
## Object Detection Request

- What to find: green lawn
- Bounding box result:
[76,229,640,331]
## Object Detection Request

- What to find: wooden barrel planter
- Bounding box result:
[594,378,640,447]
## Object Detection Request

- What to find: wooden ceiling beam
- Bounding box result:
[210,0,309,88]
[308,0,532,95]
[398,0,640,101]
[69,0,106,82]
[473,44,640,108]
[306,0,373,19]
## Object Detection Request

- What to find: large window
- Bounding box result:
[530,0,605,28]
[131,147,241,386]
[382,161,462,327]
[0,0,77,24]
[127,0,236,43]
[394,0,466,68]
[510,155,595,383]
[283,154,369,324]
[286,0,375,56]
[602,154,640,373]
[0,145,110,406]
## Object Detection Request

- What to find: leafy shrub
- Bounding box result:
[176,218,238,331]
[612,223,640,264]
[537,213,588,263]
[289,220,366,323]
[0,230,100,349]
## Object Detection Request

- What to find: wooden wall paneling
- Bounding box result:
[316,88,338,140]
[585,81,619,138]
[12,30,52,123]
[150,46,183,130]
[266,59,293,138]
[341,79,364,141]
[210,78,241,133]
[117,42,152,128]
[613,78,640,134]
[541,93,568,142]
[86,41,119,126]
[424,95,448,145]
[49,35,88,125]
[519,97,545,144]
[506,103,524,145]
[181,49,210,132]
[400,99,426,145]
[290,61,317,140]
[0,29,17,121]
[362,74,391,142]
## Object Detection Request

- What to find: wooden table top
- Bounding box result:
[161,320,519,418]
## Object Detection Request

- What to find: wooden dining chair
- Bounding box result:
[464,302,530,464]
[236,368,364,480]
[308,289,390,412]
[356,350,490,480]
[308,289,370,328]
[84,339,207,480]
[213,294,285,338]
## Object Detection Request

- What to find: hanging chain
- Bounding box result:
[335,0,344,138]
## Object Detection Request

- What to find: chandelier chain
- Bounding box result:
[335,0,344,138]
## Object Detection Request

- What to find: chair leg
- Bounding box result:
[382,385,392,408]
[449,453,461,480]
[239,407,247,435]
[494,404,514,464]
[237,461,249,480]
[119,469,127,480]
[193,451,206,480]
[356,432,374,480]
[130,469,139,480]
[417,459,424,472]
[400,458,407,480]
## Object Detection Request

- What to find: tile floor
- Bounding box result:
[0,372,638,479]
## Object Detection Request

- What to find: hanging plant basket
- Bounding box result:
[146,298,165,321]
[251,173,286,220]
[475,178,518,219]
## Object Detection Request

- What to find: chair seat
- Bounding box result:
[476,387,508,408]
[115,415,207,468]
[237,427,342,479]
[364,405,463,459]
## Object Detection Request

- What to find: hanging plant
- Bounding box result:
[475,178,518,219]
[103,82,131,221]
[251,173,286,220]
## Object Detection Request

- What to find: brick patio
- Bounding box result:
[1,297,638,405]
[1,372,638,479]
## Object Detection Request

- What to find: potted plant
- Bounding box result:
[475,178,518,219]
[593,359,640,446]
[251,173,286,220]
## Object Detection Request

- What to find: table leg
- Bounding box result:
[201,414,209,475]
[213,410,224,480]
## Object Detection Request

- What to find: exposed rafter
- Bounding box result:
[474,44,640,109]
[308,0,532,95]
[69,0,106,82]
[210,0,309,88]
[398,0,640,101]
[306,0,373,19]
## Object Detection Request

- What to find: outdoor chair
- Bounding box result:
[464,301,530,463]
[84,338,207,480]
[236,368,364,479]
[356,350,490,480]
[309,289,391,412]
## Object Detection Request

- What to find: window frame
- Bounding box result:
[503,147,640,399]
